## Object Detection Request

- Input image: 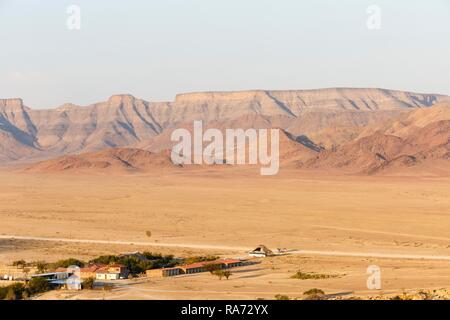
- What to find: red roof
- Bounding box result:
[96,264,128,274]
[216,259,242,264]
[96,267,119,274]
[180,259,242,270]
[145,258,243,273]
[55,264,107,273]
[181,262,207,269]
[80,264,104,273]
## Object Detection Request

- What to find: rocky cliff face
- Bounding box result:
[174,88,446,114]
[302,120,450,175]
[0,88,449,164]
[0,99,39,161]
[26,94,162,155]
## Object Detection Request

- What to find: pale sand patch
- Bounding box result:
[1,170,449,298]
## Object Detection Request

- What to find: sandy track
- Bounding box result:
[2,234,450,261]
[0,234,249,251]
[309,224,450,242]
[290,249,450,261]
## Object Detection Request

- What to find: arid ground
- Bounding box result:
[1,169,450,299]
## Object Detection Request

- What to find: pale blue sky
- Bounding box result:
[1,0,449,108]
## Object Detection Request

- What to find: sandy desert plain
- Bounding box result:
[1,166,450,300]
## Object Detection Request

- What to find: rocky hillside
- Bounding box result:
[1,88,448,163]
[302,119,450,175]
[24,148,174,173]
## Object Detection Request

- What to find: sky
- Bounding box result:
[0,0,449,108]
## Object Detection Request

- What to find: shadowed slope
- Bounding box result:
[23,148,175,173]
[302,120,450,175]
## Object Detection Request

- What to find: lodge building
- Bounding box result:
[146,259,244,278]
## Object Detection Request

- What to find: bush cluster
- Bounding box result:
[0,277,50,300]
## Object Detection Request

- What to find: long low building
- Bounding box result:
[146,259,245,278]
[30,271,70,281]
[146,267,181,278]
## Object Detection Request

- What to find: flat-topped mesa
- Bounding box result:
[55,103,80,111]
[55,95,141,111]
[173,88,446,111]
[107,94,137,105]
[0,98,25,111]
[173,88,398,103]
[174,91,267,104]
[1,87,449,168]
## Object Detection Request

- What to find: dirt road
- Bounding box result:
[2,234,450,261]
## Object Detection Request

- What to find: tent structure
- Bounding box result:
[248,245,274,257]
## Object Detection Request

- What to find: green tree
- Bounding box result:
[4,283,26,300]
[12,259,27,268]
[36,261,48,274]
[204,263,221,274]
[183,256,219,265]
[52,258,85,269]
[213,270,225,280]
[222,270,232,280]
[23,267,31,277]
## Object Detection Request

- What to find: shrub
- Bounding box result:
[146,230,152,237]
[0,278,52,300]
[303,293,326,300]
[303,288,326,300]
[204,263,222,274]
[222,270,232,280]
[304,288,325,295]
[183,256,219,265]
[103,284,114,291]
[27,277,50,295]
[212,270,232,280]
[274,294,290,300]
[213,270,224,280]
[291,271,337,280]
[12,260,27,268]
[0,287,7,300]
[35,261,49,273]
[90,255,117,265]
[82,277,95,290]
[1,283,26,300]
[51,258,85,269]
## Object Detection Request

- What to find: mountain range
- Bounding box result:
[1,88,449,175]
